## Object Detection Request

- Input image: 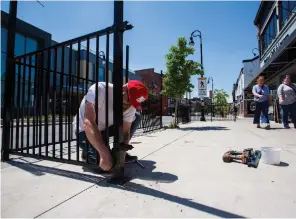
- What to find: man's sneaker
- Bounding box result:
[284,125,290,129]
[125,153,138,162]
[265,124,270,130]
[257,124,260,128]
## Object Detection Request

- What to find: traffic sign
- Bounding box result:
[198,77,207,98]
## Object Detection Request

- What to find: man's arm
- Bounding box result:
[84,101,112,169]
[123,121,132,145]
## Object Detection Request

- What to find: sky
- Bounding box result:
[1,0,261,99]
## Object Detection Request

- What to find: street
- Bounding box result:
[4,116,175,151]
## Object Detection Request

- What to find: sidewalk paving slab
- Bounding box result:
[1,120,296,218]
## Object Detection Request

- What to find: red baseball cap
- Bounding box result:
[127,80,148,110]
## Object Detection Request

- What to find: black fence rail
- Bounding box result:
[177,101,236,123]
[2,17,166,169]
[1,19,136,166]
[139,94,162,132]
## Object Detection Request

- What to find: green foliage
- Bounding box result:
[162,37,202,125]
[213,89,229,117]
[168,121,179,129]
[162,37,202,99]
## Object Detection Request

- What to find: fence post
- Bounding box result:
[110,0,125,183]
[1,0,18,161]
[160,70,163,128]
[125,45,129,83]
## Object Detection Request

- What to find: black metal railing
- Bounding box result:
[2,24,128,166]
[176,100,236,123]
[2,21,165,167]
[139,94,162,132]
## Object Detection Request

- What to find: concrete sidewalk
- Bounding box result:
[1,119,296,218]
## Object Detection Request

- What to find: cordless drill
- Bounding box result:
[223,148,262,168]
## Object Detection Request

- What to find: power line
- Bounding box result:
[36,0,44,8]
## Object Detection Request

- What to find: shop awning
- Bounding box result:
[245,30,296,91]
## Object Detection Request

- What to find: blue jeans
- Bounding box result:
[77,112,142,163]
[260,112,267,123]
[280,102,296,127]
[253,101,269,124]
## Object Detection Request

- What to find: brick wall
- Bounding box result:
[135,68,168,115]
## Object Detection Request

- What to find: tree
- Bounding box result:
[162,37,202,127]
[213,89,229,118]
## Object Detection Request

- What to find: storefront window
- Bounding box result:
[280,0,296,28]
[99,67,104,82]
[25,37,38,53]
[14,33,26,56]
[261,10,277,53]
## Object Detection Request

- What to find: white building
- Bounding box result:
[234,56,260,117]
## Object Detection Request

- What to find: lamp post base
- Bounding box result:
[200,116,206,122]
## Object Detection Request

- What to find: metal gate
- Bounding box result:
[1,19,135,165]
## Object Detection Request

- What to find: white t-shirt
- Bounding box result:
[75,82,136,132]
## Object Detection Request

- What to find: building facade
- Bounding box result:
[234,56,260,117]
[245,0,296,96]
[1,10,140,114]
[135,68,168,116]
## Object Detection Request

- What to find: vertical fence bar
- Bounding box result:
[44,49,51,157]
[39,52,45,155]
[21,58,26,151]
[76,41,81,161]
[32,54,38,155]
[85,38,90,163]
[15,63,21,150]
[160,70,163,128]
[52,48,57,158]
[125,45,129,83]
[95,35,100,164]
[105,33,110,150]
[68,44,73,160]
[59,46,65,159]
[26,56,32,154]
[1,0,17,160]
[71,48,75,141]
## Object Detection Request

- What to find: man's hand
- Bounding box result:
[279,98,284,104]
[258,95,263,98]
[84,101,113,171]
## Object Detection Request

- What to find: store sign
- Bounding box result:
[264,34,290,64]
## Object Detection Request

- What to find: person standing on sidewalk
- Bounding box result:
[252,76,271,130]
[74,80,148,172]
[277,74,296,129]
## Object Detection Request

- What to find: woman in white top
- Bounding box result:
[277,74,296,129]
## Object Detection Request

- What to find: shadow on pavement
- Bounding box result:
[271,161,289,167]
[179,126,230,131]
[82,160,178,183]
[6,160,245,218]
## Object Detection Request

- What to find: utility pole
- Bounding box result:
[2,0,18,161]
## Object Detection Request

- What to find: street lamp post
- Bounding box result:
[189,29,206,121]
[252,48,260,57]
[208,77,214,122]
